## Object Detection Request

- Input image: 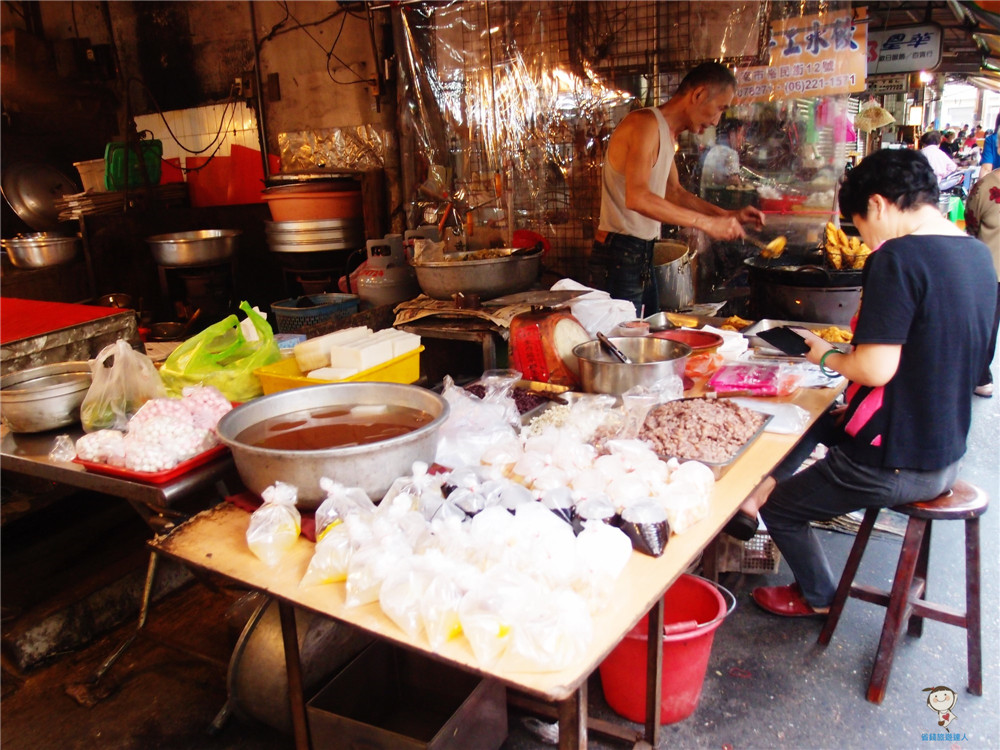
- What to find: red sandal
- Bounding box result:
[752,583,829,618]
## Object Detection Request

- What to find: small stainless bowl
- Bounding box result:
[1,361,92,432]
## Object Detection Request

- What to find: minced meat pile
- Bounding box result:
[639,398,767,464]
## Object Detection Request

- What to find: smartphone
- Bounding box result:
[757,326,811,356]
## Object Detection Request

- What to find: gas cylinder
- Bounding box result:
[508,307,590,387]
[357,233,420,307]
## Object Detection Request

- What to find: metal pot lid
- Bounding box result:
[1,162,80,230]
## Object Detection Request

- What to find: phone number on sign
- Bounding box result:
[783,74,856,94]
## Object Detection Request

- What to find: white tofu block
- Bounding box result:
[307,366,360,380]
[293,326,372,372]
[369,328,421,358]
[329,338,395,371]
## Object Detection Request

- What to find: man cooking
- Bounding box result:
[589,62,765,315]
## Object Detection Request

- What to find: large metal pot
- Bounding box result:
[146,229,240,266]
[573,337,691,395]
[1,361,92,432]
[653,240,695,311]
[413,249,542,300]
[1,233,79,268]
[744,255,862,326]
[215,382,450,508]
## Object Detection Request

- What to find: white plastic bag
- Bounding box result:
[436,376,518,468]
[80,339,166,432]
[246,482,301,567]
[314,479,375,541]
[300,522,353,587]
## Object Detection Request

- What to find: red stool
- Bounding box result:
[818,480,988,704]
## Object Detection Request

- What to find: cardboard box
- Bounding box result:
[307,642,507,750]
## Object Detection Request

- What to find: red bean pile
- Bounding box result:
[464,384,548,414]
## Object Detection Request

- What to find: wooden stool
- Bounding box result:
[818,480,988,704]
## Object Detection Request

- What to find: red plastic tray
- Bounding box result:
[73,443,229,485]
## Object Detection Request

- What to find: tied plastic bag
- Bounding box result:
[160,301,280,402]
[80,339,166,432]
[246,482,301,566]
[477,368,523,431]
[314,479,376,541]
[436,375,519,469]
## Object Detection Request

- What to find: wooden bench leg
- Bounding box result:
[867,516,926,704]
[819,507,879,646]
[906,521,932,638]
[965,517,982,695]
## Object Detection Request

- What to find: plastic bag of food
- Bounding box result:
[300,522,353,587]
[436,376,518,468]
[685,352,725,380]
[477,368,523,430]
[80,339,166,432]
[379,556,439,639]
[458,568,529,667]
[421,560,480,650]
[573,519,633,609]
[381,461,446,518]
[74,429,125,464]
[123,414,217,472]
[314,480,375,541]
[49,434,77,462]
[160,301,280,403]
[708,362,803,397]
[180,385,233,430]
[246,481,301,567]
[500,587,593,673]
[344,539,410,608]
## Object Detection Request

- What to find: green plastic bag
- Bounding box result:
[160,301,281,402]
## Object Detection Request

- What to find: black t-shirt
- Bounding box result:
[840,233,995,469]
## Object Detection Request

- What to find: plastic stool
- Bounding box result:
[818,480,988,704]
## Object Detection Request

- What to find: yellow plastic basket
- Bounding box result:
[254,347,423,395]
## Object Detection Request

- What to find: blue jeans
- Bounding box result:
[588,233,658,316]
[760,446,961,608]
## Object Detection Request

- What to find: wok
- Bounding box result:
[412,248,542,300]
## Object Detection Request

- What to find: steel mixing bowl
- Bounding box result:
[1,361,92,432]
[412,249,542,300]
[573,337,691,395]
[1,234,80,268]
[215,382,450,508]
[145,229,240,266]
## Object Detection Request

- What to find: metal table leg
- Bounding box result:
[92,549,160,682]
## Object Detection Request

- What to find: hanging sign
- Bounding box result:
[864,74,909,95]
[735,8,867,104]
[867,23,942,75]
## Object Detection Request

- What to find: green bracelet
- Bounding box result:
[819,348,839,377]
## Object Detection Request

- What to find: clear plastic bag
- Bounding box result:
[80,339,166,432]
[379,557,439,639]
[246,482,302,567]
[300,522,353,587]
[500,587,592,673]
[458,568,530,667]
[344,540,410,608]
[435,376,519,469]
[478,368,522,430]
[48,434,76,462]
[314,480,375,541]
[421,561,480,650]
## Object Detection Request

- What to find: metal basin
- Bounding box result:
[1,361,92,432]
[215,382,450,508]
[412,250,542,300]
[146,229,240,266]
[573,337,691,395]
[1,233,79,268]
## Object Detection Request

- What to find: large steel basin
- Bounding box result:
[216,382,449,508]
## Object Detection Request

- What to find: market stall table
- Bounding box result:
[149,384,842,750]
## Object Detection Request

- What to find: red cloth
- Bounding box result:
[0,297,123,346]
[226,490,317,542]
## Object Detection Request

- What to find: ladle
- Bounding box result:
[597,331,632,364]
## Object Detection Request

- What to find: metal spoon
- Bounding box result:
[597,331,632,363]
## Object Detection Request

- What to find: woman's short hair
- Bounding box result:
[920,130,943,147]
[838,149,939,220]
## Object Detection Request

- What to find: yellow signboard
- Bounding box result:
[736,9,867,103]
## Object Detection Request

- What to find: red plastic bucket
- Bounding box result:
[599,574,732,724]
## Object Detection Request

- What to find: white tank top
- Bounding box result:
[599,107,674,241]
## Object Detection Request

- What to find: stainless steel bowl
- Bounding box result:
[573,337,691,395]
[146,229,240,266]
[1,233,80,268]
[412,250,542,300]
[216,382,450,508]
[1,361,92,432]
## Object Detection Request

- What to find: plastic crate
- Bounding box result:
[717,530,782,575]
[270,294,360,334]
[254,346,423,394]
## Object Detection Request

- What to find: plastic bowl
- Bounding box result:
[650,329,724,354]
[260,190,363,222]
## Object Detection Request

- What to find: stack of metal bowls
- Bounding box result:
[264,218,365,255]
